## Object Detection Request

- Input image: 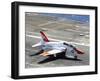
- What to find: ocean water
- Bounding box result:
[40,13,89,23]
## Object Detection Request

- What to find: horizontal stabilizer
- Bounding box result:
[32,42,42,47]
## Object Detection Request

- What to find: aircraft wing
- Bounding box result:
[40,49,62,56]
[48,49,62,54]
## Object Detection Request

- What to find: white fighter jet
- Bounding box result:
[31,31,84,59]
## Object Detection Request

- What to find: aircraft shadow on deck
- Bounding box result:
[37,52,82,64]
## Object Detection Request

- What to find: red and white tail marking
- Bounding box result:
[40,31,49,42]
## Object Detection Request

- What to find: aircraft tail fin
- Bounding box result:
[40,31,49,42]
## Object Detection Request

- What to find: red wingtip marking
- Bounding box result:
[40,31,49,42]
[75,48,84,54]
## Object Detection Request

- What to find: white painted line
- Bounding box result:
[26,34,89,47]
[38,21,54,26]
[26,31,73,40]
[38,19,63,27]
[65,29,84,33]
[65,29,81,32]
